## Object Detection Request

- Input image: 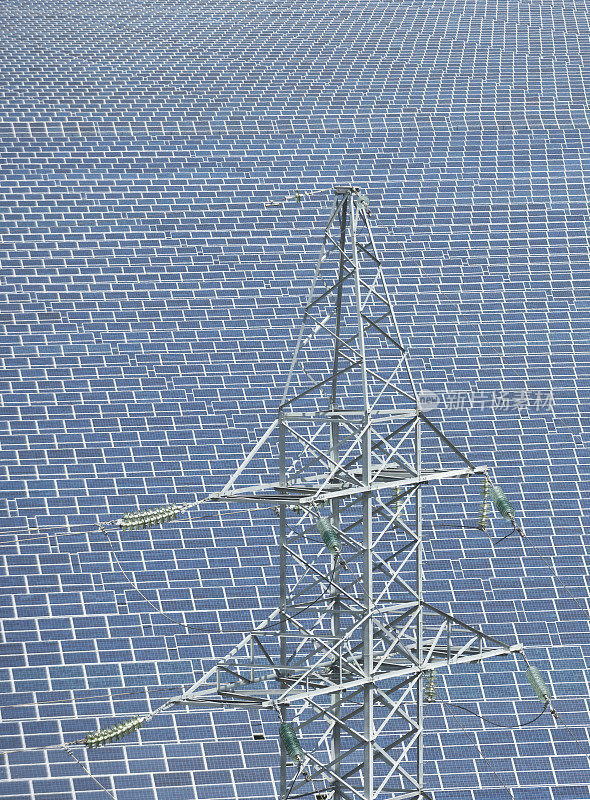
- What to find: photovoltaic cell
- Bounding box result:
[0,0,588,797]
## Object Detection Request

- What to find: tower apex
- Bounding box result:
[333,184,360,194]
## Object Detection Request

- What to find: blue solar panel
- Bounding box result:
[0,0,588,798]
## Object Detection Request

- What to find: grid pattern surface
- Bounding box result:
[0,0,589,799]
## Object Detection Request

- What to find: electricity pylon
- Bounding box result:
[178,186,522,800]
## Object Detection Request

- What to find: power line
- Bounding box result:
[427,519,484,531]
[265,192,584,445]
[0,694,588,765]
[440,699,549,729]
[265,187,331,207]
[0,401,576,434]
[63,746,118,800]
[2,682,572,723]
[474,519,590,622]
[1,189,585,799]
[428,495,590,769]
[284,764,303,800]
[0,501,532,543]
[0,696,201,757]
[0,506,251,543]
[0,742,92,756]
[0,283,574,322]
[101,526,279,635]
[427,488,590,624]
[443,698,519,800]
[0,507,558,545]
[0,685,188,714]
[550,706,590,759]
[103,524,344,636]
[0,267,583,452]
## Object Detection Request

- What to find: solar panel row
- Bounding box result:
[0,0,588,797]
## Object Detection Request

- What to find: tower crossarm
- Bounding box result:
[208,463,488,505]
[178,601,521,707]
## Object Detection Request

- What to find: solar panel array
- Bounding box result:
[0,0,588,798]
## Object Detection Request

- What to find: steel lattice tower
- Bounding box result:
[178,186,522,800]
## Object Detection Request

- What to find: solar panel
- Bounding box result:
[0,0,588,798]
